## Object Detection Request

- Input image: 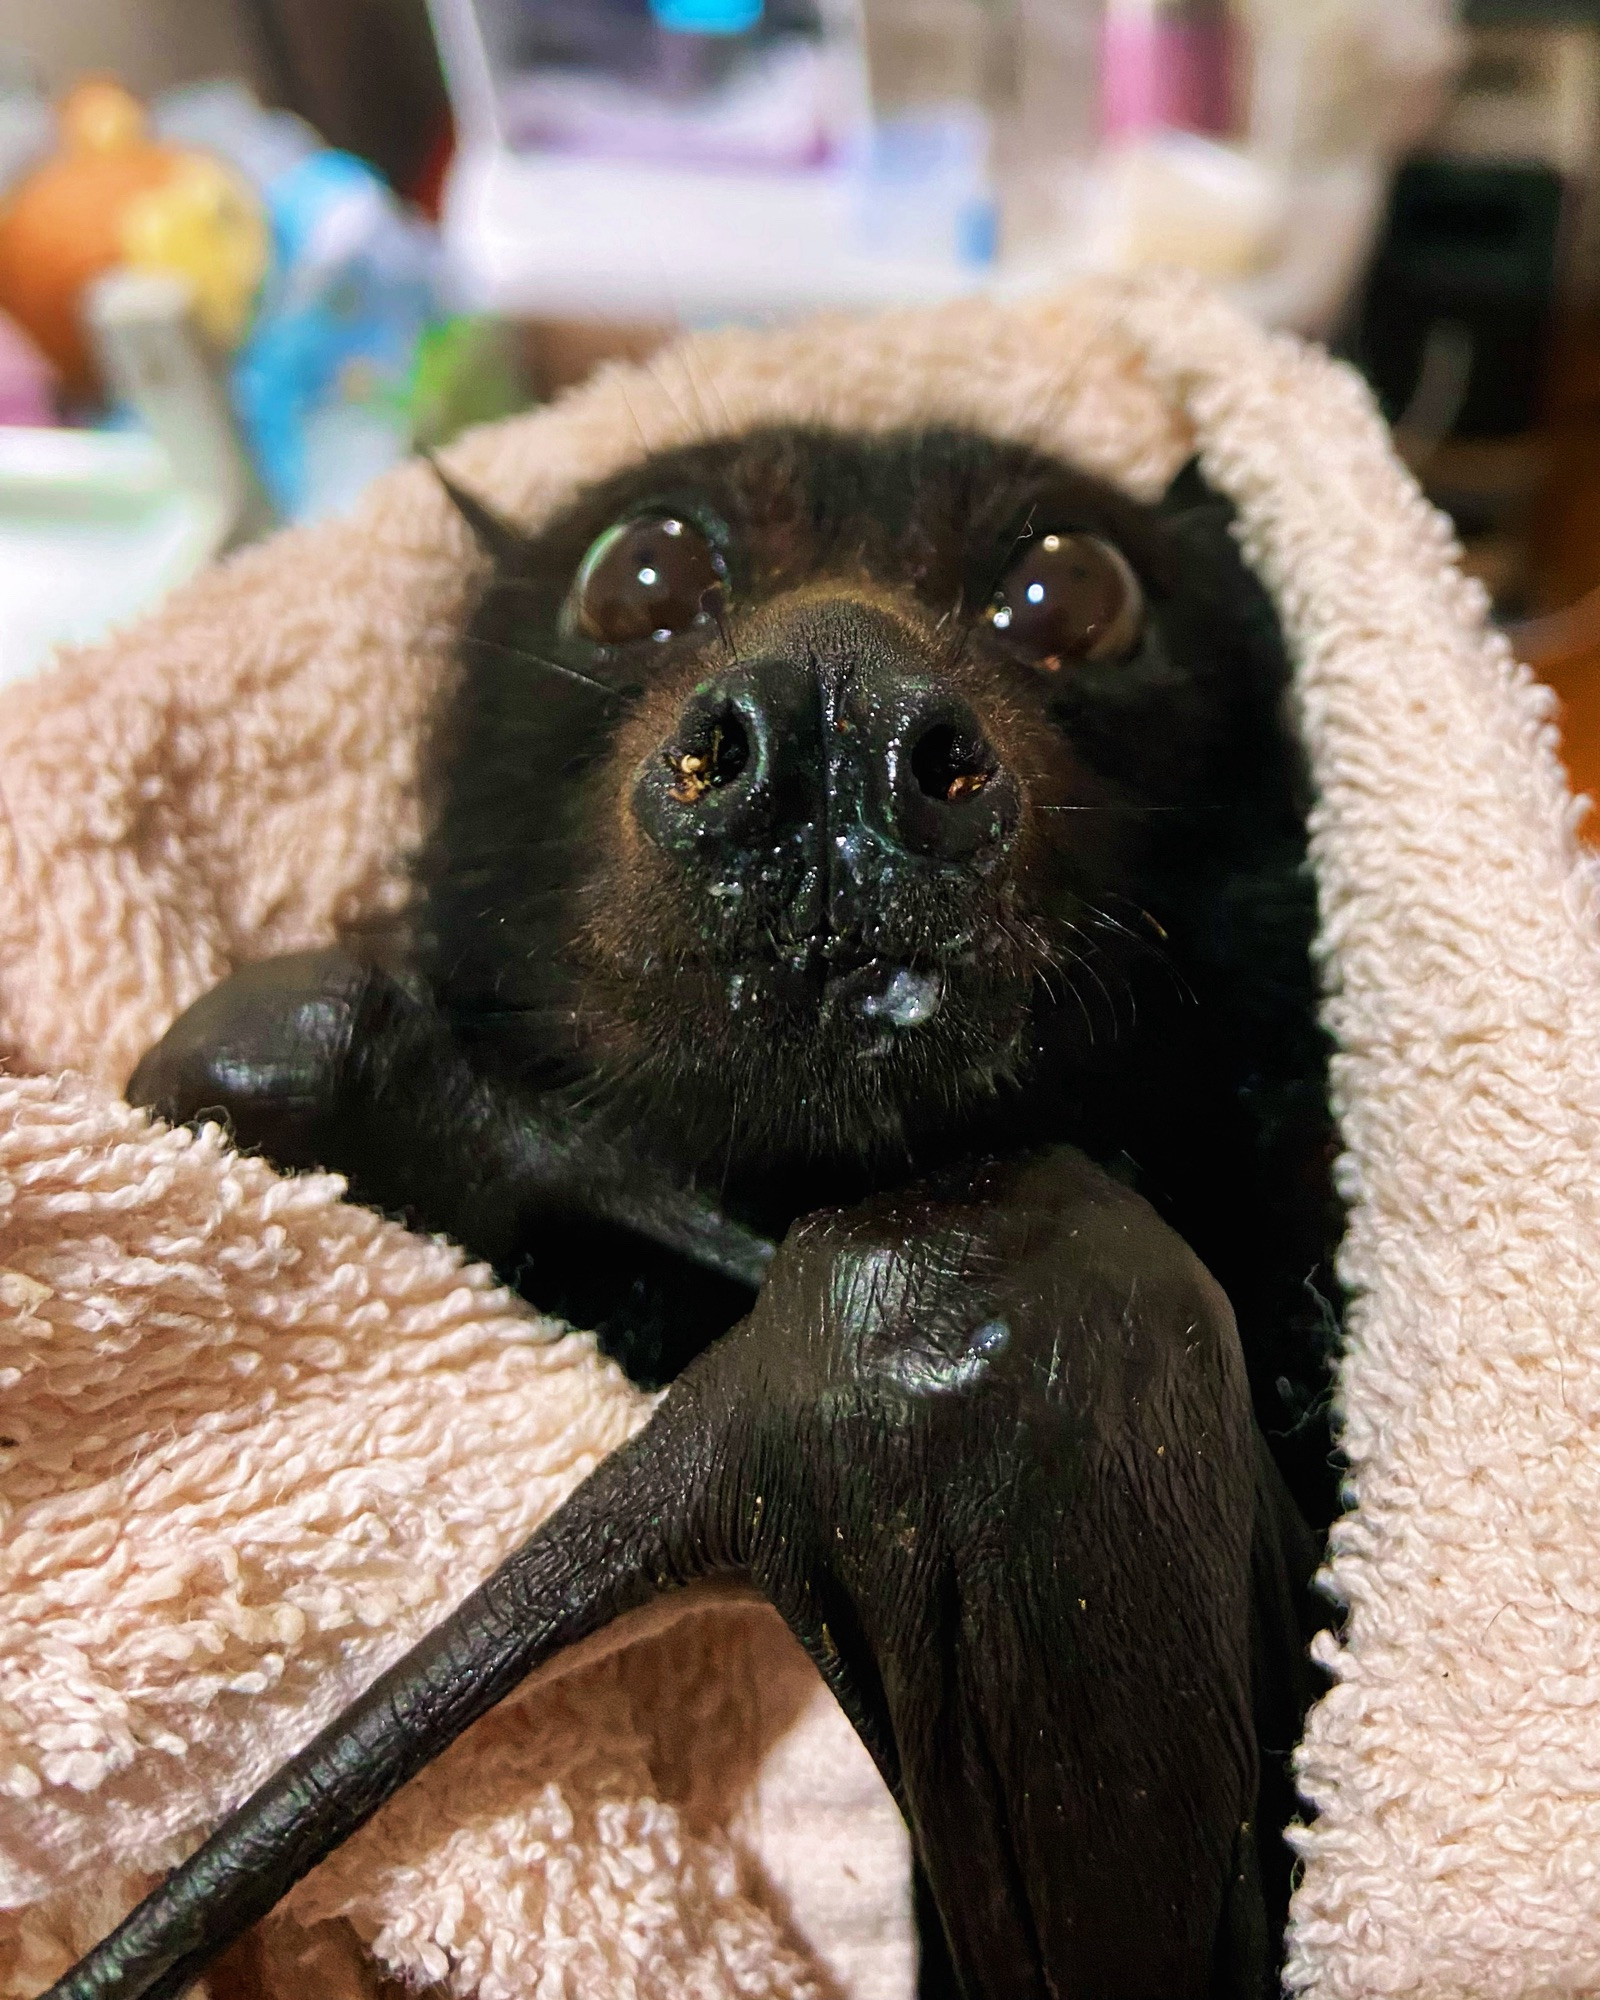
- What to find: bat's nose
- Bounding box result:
[856,668,1016,863]
[630,600,1019,870]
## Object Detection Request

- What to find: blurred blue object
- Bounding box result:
[158,83,445,522]
[651,0,765,31]
[857,112,998,270]
[233,150,441,521]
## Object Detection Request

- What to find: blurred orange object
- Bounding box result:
[1514,593,1600,831]
[0,81,176,397]
[0,80,267,401]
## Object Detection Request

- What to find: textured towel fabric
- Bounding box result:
[1,270,1598,2000]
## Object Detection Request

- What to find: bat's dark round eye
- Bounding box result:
[986,533,1144,670]
[569,514,725,645]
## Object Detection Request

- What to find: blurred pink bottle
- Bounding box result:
[0,307,54,425]
[1101,0,1237,141]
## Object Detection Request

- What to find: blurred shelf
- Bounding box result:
[440,145,1385,336]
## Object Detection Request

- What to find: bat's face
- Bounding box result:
[426,427,1298,1173]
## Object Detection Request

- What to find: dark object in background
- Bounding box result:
[1353,156,1565,440]
[1464,2,1600,21]
[243,0,451,198]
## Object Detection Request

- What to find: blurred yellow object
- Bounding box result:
[60,78,148,154]
[121,156,268,351]
[0,78,267,398]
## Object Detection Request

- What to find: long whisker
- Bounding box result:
[1063,921,1135,1036]
[1000,913,1096,1047]
[458,635,620,701]
[942,598,975,677]
[669,348,717,443]
[1082,900,1197,1007]
[682,342,737,437]
[704,588,739,665]
[616,376,657,458]
[1057,969,1095,1045]
[648,355,708,447]
[1059,939,1122,1039]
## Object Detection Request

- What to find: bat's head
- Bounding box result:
[424,427,1305,1177]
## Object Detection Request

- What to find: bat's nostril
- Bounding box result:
[632,669,792,857]
[908,720,996,804]
[663,706,751,805]
[883,698,1019,863]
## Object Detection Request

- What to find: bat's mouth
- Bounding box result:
[717,945,970,1041]
[821,957,946,1028]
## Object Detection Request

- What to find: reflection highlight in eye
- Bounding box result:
[568,514,726,646]
[985,531,1144,669]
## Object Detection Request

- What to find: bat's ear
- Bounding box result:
[424,452,530,569]
[1157,455,1233,523]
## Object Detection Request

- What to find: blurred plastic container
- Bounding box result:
[87,266,270,548]
[0,310,53,426]
[0,80,269,401]
[0,58,50,198]
[429,0,1460,335]
[1242,0,1459,170]
[1101,0,1236,143]
[996,0,1103,257]
[233,147,441,520]
[439,0,863,163]
[1086,128,1287,280]
[154,82,445,520]
[429,0,1013,316]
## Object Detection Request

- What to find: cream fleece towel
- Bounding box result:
[3,270,1599,2000]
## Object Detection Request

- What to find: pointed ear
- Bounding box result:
[424,451,529,568]
[1157,455,1232,523]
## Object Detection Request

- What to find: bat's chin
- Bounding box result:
[729,951,950,1036]
[594,940,1033,1168]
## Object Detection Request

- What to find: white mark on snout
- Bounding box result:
[858,967,944,1029]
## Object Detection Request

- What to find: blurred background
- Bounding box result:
[4,0,1600,796]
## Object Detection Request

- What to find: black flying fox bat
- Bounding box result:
[53,426,1339,2000]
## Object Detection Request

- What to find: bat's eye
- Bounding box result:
[569,514,725,645]
[985,533,1144,670]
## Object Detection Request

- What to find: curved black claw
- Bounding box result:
[45,1149,1272,2000]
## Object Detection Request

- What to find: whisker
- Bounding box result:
[616,376,656,457]
[683,342,737,437]
[999,912,1095,1046]
[1063,921,1135,1036]
[1017,364,1081,459]
[1059,940,1121,1038]
[458,634,620,700]
[1005,501,1038,564]
[1100,891,1173,940]
[704,589,738,665]
[942,595,975,676]
[1058,970,1095,1045]
[1082,899,1197,1007]
[648,355,708,447]
[454,1006,581,1032]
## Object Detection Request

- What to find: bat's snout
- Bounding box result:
[630,595,1021,893]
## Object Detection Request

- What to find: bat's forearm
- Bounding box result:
[127,950,775,1293]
